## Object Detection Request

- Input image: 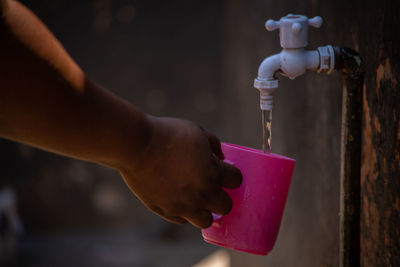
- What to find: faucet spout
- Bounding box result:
[254,45,334,111]
[257,53,281,81]
[254,54,280,111]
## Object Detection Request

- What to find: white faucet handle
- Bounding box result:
[265,14,324,49]
[265,19,280,31]
[308,16,323,28]
[291,22,302,33]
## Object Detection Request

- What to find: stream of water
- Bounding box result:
[262,110,272,153]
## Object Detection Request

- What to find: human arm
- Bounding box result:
[0,0,242,228]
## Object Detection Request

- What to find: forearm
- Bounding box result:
[0,1,244,230]
[0,0,151,169]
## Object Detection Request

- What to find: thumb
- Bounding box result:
[196,124,224,159]
[206,132,224,160]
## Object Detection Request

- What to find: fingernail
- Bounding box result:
[224,159,235,166]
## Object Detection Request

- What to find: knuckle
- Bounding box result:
[165,202,187,215]
[192,191,208,205]
[181,190,207,208]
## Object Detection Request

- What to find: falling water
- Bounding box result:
[262,110,272,153]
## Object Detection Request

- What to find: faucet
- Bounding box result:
[254,14,335,111]
[254,14,335,153]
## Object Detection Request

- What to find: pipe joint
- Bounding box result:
[317,45,335,74]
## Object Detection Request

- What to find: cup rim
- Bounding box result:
[222,142,296,162]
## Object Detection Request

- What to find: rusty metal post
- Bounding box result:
[334,47,365,267]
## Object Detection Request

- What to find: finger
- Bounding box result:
[183,210,213,229]
[147,204,187,225]
[161,215,188,225]
[206,189,233,216]
[206,132,224,159]
[217,160,242,189]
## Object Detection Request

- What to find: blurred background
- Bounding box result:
[1,0,399,266]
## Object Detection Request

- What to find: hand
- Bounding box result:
[119,116,242,228]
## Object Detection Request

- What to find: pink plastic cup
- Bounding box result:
[201,143,295,255]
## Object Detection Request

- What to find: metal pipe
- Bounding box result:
[334,46,365,267]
